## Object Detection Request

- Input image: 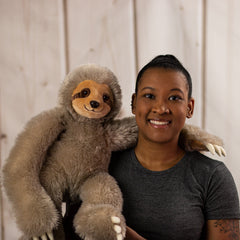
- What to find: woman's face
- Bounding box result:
[132,67,194,145]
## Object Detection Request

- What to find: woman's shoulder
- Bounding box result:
[186,150,223,166]
[184,152,238,204]
[184,151,227,177]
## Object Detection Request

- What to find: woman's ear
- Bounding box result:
[131,93,137,114]
[187,97,195,118]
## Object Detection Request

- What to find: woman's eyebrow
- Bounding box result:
[140,86,155,91]
[140,87,184,94]
[170,88,184,94]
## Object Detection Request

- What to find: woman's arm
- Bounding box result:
[206,219,240,240]
[125,226,147,240]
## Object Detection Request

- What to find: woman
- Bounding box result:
[65,55,240,240]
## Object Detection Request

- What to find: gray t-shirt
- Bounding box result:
[109,149,240,240]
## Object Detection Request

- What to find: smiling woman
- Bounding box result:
[109,55,240,240]
[132,68,194,151]
[131,68,193,171]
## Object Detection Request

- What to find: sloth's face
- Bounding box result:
[72,80,114,119]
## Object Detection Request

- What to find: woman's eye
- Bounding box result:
[169,95,182,101]
[144,93,155,99]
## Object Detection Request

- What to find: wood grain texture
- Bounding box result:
[205,0,240,193]
[0,0,64,238]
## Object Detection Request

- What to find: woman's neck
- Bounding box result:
[134,137,185,171]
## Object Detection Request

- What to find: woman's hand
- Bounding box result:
[125,226,147,240]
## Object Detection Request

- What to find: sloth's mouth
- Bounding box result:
[84,105,103,113]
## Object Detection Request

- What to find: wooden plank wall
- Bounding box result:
[205,0,240,200]
[0,0,239,239]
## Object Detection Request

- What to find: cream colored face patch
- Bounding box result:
[72,80,114,119]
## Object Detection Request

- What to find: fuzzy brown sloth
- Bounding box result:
[3,64,225,240]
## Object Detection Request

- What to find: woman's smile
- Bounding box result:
[148,118,171,127]
[132,67,194,145]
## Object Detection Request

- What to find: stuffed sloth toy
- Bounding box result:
[3,64,225,240]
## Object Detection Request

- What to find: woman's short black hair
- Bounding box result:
[135,55,192,99]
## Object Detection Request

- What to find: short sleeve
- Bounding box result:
[205,163,240,219]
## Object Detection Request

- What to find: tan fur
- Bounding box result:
[3,64,224,240]
[179,124,223,151]
[72,80,113,118]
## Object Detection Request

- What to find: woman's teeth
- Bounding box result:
[149,120,170,125]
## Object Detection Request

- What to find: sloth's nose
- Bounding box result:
[90,101,100,108]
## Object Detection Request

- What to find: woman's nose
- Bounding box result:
[152,102,170,114]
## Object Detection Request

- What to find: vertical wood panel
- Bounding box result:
[135,0,204,126]
[0,0,64,238]
[66,0,136,117]
[205,0,240,193]
[1,0,239,239]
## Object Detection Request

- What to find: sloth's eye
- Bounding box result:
[72,88,91,100]
[81,88,90,98]
[103,94,110,102]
